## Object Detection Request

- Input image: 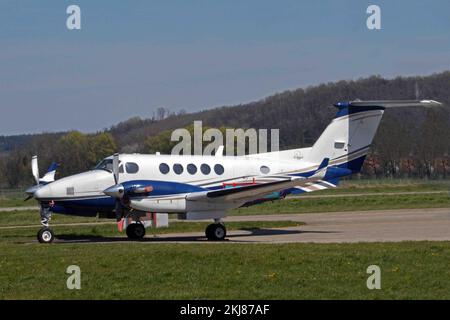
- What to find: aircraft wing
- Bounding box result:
[186,158,329,203]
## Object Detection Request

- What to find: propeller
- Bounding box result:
[24,156,58,201]
[112,153,119,184]
[110,153,125,222]
[25,155,41,201]
[31,155,39,186]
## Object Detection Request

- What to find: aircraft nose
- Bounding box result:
[25,185,40,196]
[103,184,124,198]
[33,184,52,200]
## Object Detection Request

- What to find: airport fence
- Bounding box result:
[0,188,25,199]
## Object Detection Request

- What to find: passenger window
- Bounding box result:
[125,162,139,174]
[187,164,197,175]
[214,164,224,175]
[260,165,270,174]
[173,163,183,175]
[119,165,124,173]
[200,164,211,175]
[159,163,170,174]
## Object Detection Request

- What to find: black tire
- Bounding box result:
[126,223,146,240]
[205,224,215,239]
[206,224,226,241]
[37,227,54,243]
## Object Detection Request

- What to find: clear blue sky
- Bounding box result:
[1,0,450,135]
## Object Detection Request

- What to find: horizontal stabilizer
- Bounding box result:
[335,100,443,109]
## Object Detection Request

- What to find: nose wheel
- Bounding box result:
[37,227,54,243]
[205,223,227,241]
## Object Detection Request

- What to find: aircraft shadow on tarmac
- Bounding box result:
[53,228,340,244]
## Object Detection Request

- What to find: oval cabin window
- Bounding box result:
[159,163,170,174]
[187,164,197,175]
[260,165,270,174]
[173,163,184,175]
[200,164,211,175]
[214,164,224,175]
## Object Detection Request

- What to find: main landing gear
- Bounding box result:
[37,203,55,243]
[205,220,227,241]
[126,222,146,240]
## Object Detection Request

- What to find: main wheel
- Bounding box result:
[126,223,146,240]
[205,223,215,239]
[205,224,226,241]
[37,227,54,243]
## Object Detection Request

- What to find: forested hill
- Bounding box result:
[109,71,450,150]
[1,71,450,187]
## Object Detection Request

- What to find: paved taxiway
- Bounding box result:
[13,207,445,244]
[142,208,450,243]
[219,208,450,243]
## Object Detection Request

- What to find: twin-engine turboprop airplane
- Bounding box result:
[26,99,443,243]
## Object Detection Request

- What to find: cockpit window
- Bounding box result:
[94,159,113,171]
[125,162,139,174]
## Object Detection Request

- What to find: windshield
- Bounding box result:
[93,159,113,172]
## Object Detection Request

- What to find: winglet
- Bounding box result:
[39,161,58,183]
[46,162,58,173]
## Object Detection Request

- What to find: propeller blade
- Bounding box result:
[112,153,119,184]
[31,155,39,185]
[24,195,33,201]
[115,200,123,222]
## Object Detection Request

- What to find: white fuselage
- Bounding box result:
[34,152,318,201]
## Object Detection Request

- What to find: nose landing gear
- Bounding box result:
[37,203,54,243]
[37,227,54,243]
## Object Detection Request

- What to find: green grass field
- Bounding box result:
[0,179,449,300]
[1,241,449,299]
[231,192,450,215]
[0,197,37,208]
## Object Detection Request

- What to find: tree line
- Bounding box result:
[0,132,116,188]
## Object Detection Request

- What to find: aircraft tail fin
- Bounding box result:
[304,100,442,173]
